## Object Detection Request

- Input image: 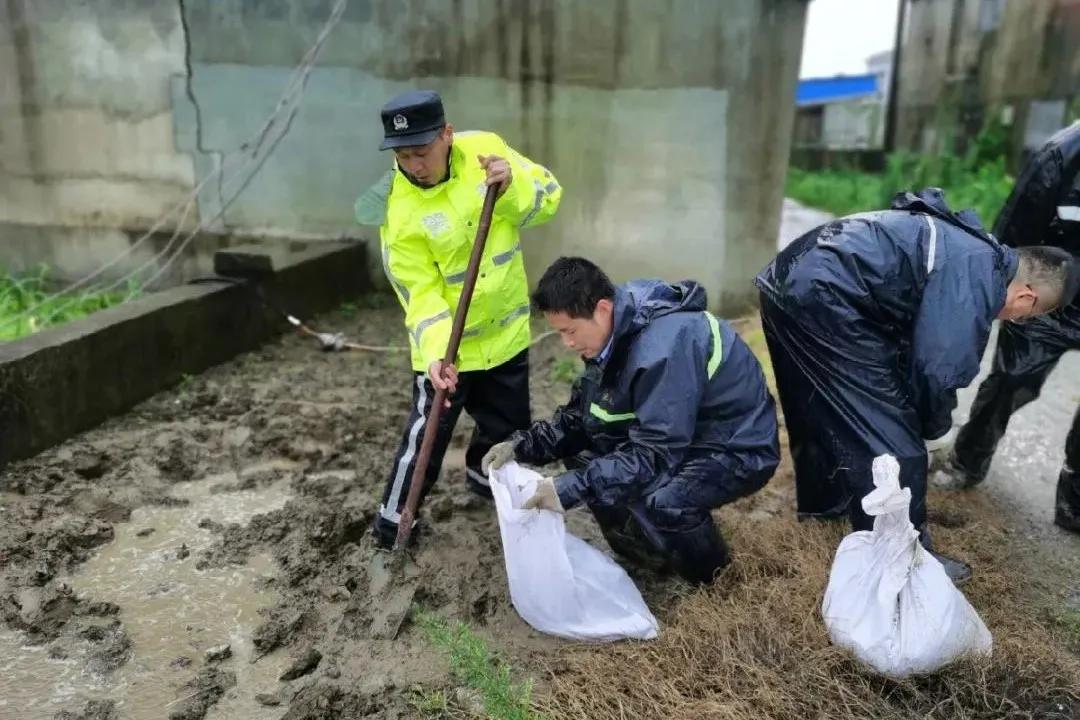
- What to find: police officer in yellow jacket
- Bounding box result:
[356,90,562,548]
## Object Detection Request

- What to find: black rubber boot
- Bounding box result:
[918,526,972,584]
[934,451,985,490]
[371,516,422,551]
[590,504,673,574]
[658,520,732,586]
[927,550,973,585]
[465,468,494,500]
[1054,467,1080,533]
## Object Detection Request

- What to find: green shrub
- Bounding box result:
[0,265,136,341]
[787,122,1014,229]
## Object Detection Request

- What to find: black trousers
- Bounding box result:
[759,294,928,535]
[953,311,1080,522]
[374,350,530,544]
[562,452,766,585]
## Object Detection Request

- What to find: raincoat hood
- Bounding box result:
[609,279,707,350]
[891,187,997,245]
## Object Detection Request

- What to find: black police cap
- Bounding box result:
[379,90,446,151]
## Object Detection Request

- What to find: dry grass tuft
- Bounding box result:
[530,315,1078,720]
[537,472,1080,720]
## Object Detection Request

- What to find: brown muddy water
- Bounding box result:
[1,470,293,719]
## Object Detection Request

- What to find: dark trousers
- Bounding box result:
[759,294,929,534]
[953,312,1080,523]
[374,350,530,544]
[566,451,772,585]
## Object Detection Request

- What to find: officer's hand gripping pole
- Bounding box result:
[393,185,500,552]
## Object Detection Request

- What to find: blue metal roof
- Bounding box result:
[796,74,879,106]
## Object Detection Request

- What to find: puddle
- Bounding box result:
[0,470,295,720]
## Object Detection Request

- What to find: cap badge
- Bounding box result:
[393,114,409,131]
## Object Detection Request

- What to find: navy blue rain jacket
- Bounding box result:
[755,188,1019,440]
[513,280,779,509]
[995,121,1080,258]
[992,122,1080,345]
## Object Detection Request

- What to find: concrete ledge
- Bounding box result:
[0,239,370,469]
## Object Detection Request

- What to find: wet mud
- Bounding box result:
[0,302,599,719]
[2,288,1077,719]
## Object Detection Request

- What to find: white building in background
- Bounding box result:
[792,51,892,151]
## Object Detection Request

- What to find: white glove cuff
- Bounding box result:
[924,426,957,453]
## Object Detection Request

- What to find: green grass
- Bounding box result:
[787,116,1015,229]
[410,687,454,717]
[339,301,358,319]
[786,151,1013,230]
[1056,608,1080,651]
[415,610,545,720]
[784,166,885,218]
[0,265,137,341]
[550,356,582,385]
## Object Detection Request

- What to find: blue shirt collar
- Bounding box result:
[596,332,615,364]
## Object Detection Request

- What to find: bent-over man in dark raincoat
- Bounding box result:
[483,257,780,585]
[755,188,1080,582]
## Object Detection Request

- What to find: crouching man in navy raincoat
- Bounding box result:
[755,188,1080,583]
[483,257,780,585]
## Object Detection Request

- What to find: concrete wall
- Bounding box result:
[0,1,201,285]
[0,2,194,233]
[895,0,1080,164]
[1,0,808,313]
[0,240,370,469]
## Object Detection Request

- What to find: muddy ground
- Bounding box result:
[1,296,1078,720]
[0,297,620,720]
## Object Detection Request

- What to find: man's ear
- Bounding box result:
[595,298,614,317]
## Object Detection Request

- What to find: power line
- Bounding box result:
[2,0,349,334]
[125,4,345,300]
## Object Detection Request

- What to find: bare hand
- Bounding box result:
[428,360,459,406]
[478,154,512,197]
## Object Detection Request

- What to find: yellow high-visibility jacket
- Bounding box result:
[355,131,561,372]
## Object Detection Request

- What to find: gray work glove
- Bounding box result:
[481,440,517,475]
[521,476,564,513]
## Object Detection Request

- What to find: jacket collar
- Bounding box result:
[588,288,636,371]
[395,141,461,196]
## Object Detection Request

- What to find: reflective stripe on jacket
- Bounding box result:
[356,130,561,371]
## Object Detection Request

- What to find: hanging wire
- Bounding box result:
[1,0,349,334]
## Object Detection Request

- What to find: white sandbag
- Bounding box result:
[821,454,992,677]
[490,462,659,641]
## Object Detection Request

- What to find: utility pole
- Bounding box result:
[883,0,907,153]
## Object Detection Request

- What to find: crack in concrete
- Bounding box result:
[177,0,227,227]
[6,0,45,176]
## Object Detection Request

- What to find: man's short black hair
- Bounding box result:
[532,257,616,319]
